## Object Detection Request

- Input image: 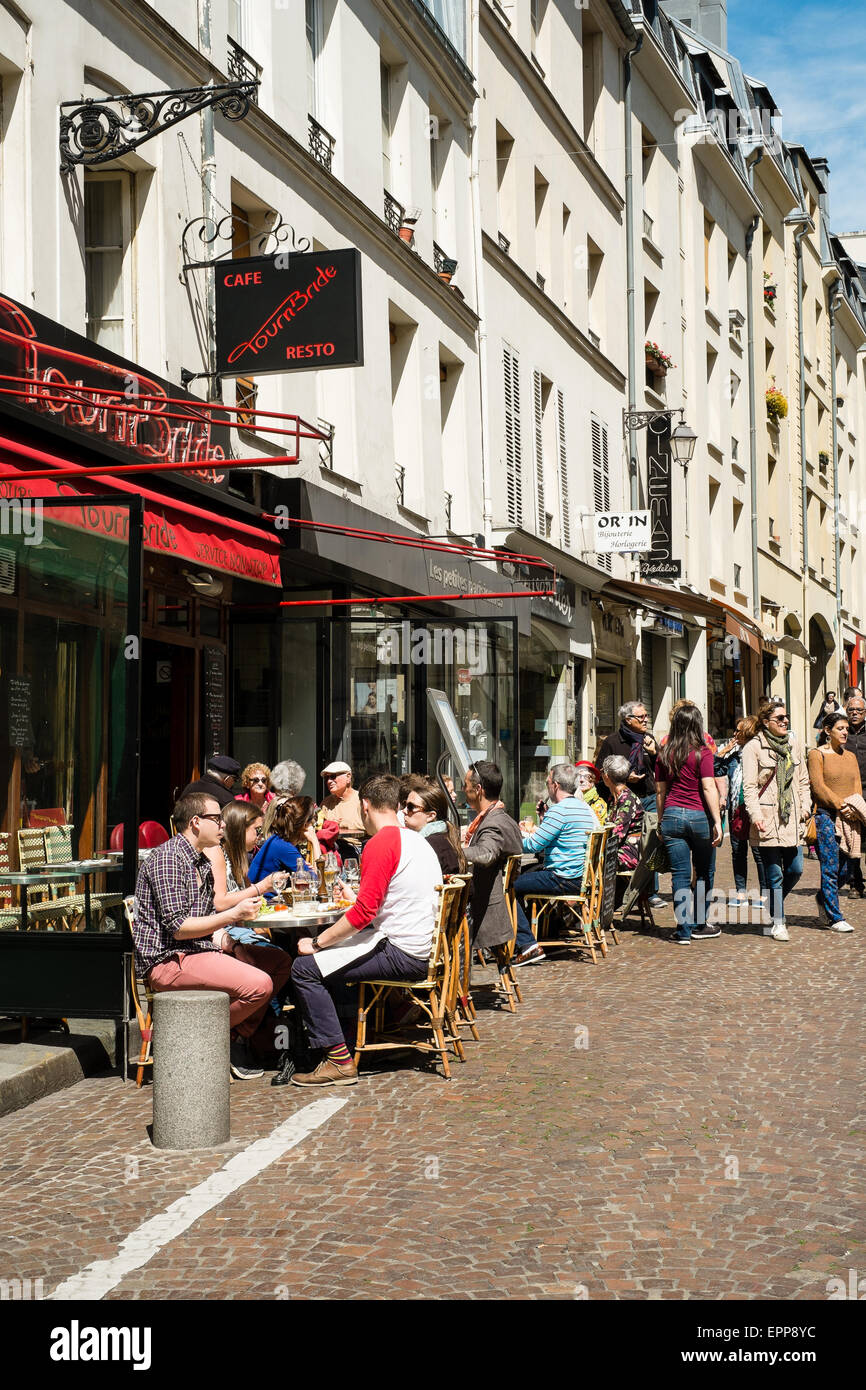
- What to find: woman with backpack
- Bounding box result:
[656,704,723,944]
[717,715,766,902]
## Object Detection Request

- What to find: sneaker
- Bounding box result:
[690,924,721,940]
[512,944,547,967]
[770,923,790,942]
[815,893,829,927]
[290,1057,359,1087]
[672,933,691,945]
[229,1039,265,1080]
[647,895,666,910]
[829,919,854,933]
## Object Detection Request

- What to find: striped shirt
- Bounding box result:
[132,835,221,977]
[522,796,600,878]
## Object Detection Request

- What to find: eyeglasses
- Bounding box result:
[249,777,268,785]
[769,714,789,723]
[196,812,223,824]
[404,801,426,815]
[632,713,649,722]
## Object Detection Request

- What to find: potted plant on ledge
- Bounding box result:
[645,341,674,376]
[766,380,788,425]
[763,272,777,306]
[399,208,421,244]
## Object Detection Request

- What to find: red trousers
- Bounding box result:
[148,944,292,1038]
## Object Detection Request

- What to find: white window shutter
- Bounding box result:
[504,345,523,527]
[533,369,545,536]
[557,388,570,549]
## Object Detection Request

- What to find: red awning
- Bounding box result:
[0,435,281,587]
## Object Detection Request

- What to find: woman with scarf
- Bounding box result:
[807,712,860,933]
[741,700,810,942]
[656,704,723,943]
[402,778,466,876]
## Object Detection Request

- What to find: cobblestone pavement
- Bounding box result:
[1,852,863,1301]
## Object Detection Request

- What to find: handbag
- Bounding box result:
[804,806,818,846]
[732,768,777,838]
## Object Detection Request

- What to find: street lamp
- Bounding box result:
[670,419,698,465]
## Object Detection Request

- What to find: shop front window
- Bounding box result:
[0,496,137,859]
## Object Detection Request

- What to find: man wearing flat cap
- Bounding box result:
[181,755,241,808]
[319,761,366,849]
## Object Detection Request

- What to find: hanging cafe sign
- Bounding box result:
[215,249,363,376]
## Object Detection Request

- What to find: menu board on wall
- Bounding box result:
[8,675,33,748]
[202,647,227,761]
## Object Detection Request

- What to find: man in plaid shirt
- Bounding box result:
[133,793,290,1079]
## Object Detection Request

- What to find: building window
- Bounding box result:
[306,0,322,117]
[704,215,713,301]
[228,0,246,47]
[381,61,392,189]
[84,173,132,354]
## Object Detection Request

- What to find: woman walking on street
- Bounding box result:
[807,713,861,933]
[656,705,723,944]
[741,702,810,942]
[717,716,767,902]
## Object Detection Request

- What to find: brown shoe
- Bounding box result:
[290,1057,359,1087]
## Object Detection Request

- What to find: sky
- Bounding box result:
[726,0,866,233]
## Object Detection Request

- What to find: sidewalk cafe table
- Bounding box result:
[0,858,115,933]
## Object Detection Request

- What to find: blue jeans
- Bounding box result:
[514,868,583,954]
[660,808,713,940]
[814,810,851,925]
[759,846,803,927]
[730,835,766,892]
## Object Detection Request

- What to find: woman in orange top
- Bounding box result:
[807,712,860,932]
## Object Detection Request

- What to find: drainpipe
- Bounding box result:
[199,0,218,397]
[792,219,810,730]
[745,201,761,622]
[623,31,643,513]
[470,0,492,542]
[829,278,844,683]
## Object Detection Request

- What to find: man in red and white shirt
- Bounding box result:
[290,773,441,1086]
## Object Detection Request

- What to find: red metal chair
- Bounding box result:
[109,822,170,850]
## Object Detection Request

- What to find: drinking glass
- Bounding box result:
[342,857,360,889]
[292,868,313,904]
[323,851,339,903]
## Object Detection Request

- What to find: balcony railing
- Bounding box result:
[384,189,405,236]
[395,464,406,506]
[227,36,262,98]
[308,115,335,172]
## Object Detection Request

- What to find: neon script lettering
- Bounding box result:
[226,264,338,366]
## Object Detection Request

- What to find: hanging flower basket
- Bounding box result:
[766,385,788,423]
[645,341,674,375]
[763,272,777,306]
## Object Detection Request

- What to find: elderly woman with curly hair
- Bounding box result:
[235,763,275,810]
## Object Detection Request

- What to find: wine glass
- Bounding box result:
[323,851,339,903]
[342,857,360,889]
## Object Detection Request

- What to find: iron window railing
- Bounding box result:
[384,189,405,236]
[308,115,336,172]
[227,36,262,97]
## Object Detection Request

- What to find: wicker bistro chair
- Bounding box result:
[124,897,154,1087]
[16,828,87,930]
[524,828,612,964]
[447,874,481,1042]
[44,825,123,928]
[353,881,468,1080]
[470,853,524,1012]
[0,833,20,929]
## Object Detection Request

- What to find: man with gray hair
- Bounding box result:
[511,763,600,966]
[595,699,662,908]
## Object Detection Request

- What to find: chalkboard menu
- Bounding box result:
[202,647,227,761]
[600,832,618,930]
[8,675,33,748]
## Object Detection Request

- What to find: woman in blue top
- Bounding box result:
[248,796,322,891]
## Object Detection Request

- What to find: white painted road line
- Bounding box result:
[47,1095,350,1301]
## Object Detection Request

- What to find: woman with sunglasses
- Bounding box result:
[402,779,467,876]
[235,763,275,811]
[741,701,810,941]
[807,712,860,933]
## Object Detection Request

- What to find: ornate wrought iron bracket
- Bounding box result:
[181,211,310,274]
[59,81,259,169]
[622,406,684,438]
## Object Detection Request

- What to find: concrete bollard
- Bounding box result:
[152,990,230,1150]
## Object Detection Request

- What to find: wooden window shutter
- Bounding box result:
[557,388,570,549]
[504,345,523,527]
[592,415,611,571]
[533,369,545,535]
